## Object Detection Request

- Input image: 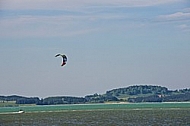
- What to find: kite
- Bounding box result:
[55,54,67,66]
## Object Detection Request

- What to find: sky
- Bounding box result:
[0,0,190,98]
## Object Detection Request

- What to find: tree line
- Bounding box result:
[1,85,190,105]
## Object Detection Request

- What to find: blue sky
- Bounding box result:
[0,0,190,97]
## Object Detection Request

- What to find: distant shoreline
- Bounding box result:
[1,85,190,105]
[1,101,190,108]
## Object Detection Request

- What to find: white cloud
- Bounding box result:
[0,14,101,38]
[183,8,190,12]
[177,24,190,32]
[0,0,188,38]
[157,12,190,21]
[178,24,188,29]
[155,9,190,32]
[0,0,183,10]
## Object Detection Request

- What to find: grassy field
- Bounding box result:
[0,101,36,108]
[0,101,18,107]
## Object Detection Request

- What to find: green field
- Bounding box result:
[0,101,18,107]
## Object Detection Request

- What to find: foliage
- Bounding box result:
[85,93,118,103]
[0,101,18,107]
[162,93,190,102]
[16,97,40,104]
[0,95,26,102]
[1,85,190,105]
[106,85,170,96]
[128,95,162,102]
[37,96,86,105]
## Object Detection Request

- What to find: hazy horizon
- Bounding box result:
[1,0,190,98]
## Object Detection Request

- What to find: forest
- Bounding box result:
[1,85,190,105]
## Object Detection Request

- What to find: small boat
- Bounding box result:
[18,109,25,113]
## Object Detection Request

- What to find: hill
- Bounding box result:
[1,85,190,105]
[106,85,169,98]
[104,85,190,102]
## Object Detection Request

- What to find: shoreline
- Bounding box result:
[1,101,190,108]
[0,102,190,115]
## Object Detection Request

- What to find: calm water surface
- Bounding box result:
[0,103,190,126]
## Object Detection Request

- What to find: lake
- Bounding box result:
[0,102,190,125]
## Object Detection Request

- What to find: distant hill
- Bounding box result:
[105,85,190,102]
[0,95,40,104]
[1,85,190,105]
[106,85,170,98]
